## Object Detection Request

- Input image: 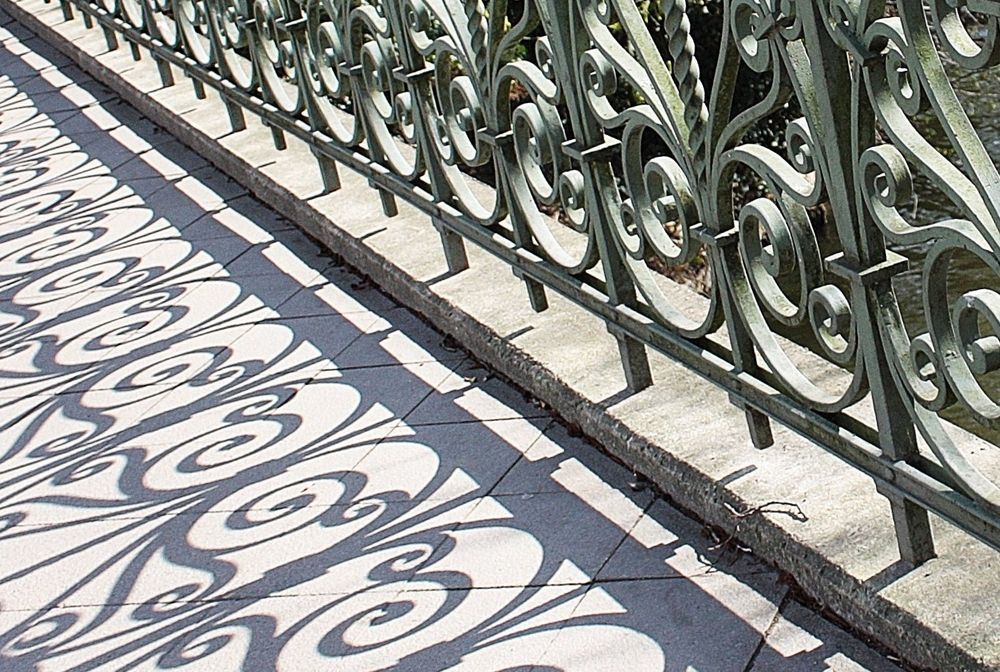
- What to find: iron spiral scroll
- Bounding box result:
[52,0,1000,563]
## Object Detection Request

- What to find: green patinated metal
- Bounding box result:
[50,0,1000,564]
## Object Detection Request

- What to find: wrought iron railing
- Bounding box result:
[36,0,1000,563]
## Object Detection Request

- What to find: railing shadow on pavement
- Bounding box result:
[0,27,901,672]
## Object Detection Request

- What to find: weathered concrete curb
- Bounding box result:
[4,2,998,669]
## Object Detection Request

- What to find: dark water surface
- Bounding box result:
[881,62,1000,443]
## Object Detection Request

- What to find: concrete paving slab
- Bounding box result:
[211,271,310,310]
[0,383,172,469]
[404,357,553,426]
[181,208,275,244]
[0,494,483,607]
[423,490,652,588]
[132,137,210,177]
[0,68,76,96]
[232,312,382,365]
[333,306,468,369]
[597,498,775,581]
[749,601,904,672]
[347,417,550,503]
[493,420,640,497]
[541,575,787,672]
[0,581,592,670]
[225,193,297,232]
[219,240,328,282]
[34,102,120,134]
[277,272,401,317]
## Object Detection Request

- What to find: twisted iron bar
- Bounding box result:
[663,0,709,181]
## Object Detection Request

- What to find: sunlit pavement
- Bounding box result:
[0,12,905,672]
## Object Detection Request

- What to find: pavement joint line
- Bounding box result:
[13,354,479,410]
[0,485,675,533]
[741,589,793,672]
[398,415,553,427]
[389,573,782,594]
[397,362,473,426]
[590,495,658,582]
[1,499,478,529]
[305,355,462,372]
[0,591,355,614]
[0,572,788,616]
[0,379,178,401]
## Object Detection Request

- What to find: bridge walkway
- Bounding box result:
[0,11,899,671]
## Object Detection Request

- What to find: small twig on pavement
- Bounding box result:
[708,500,808,552]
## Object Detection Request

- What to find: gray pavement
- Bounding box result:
[0,13,903,672]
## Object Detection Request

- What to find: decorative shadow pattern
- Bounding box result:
[0,23,899,671]
[34,0,1000,562]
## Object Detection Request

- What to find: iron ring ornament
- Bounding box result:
[54,0,1000,561]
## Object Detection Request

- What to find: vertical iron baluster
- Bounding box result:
[536,0,653,392]
[797,2,934,564]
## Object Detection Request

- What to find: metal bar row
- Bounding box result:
[41,0,1000,563]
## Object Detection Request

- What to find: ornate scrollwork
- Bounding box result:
[176,0,215,64]
[346,1,424,180]
[392,0,501,223]
[851,1,1000,514]
[207,0,256,89]
[146,0,181,47]
[250,0,304,112]
[58,0,1000,555]
[492,1,598,272]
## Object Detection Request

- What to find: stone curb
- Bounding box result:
[3,2,996,669]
